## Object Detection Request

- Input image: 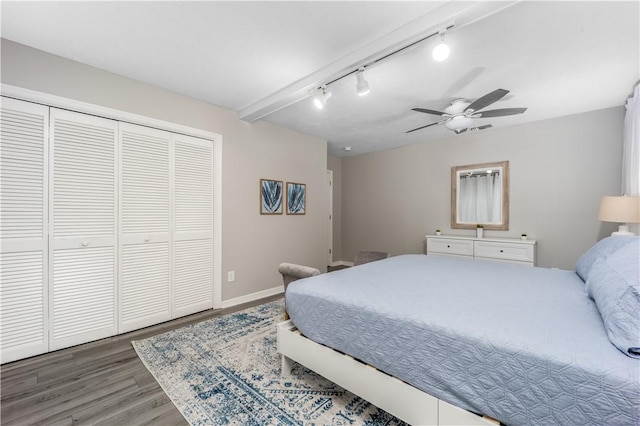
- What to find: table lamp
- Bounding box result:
[598,195,640,236]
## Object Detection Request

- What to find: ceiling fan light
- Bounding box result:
[445,115,473,130]
[355,69,370,96]
[314,88,332,109]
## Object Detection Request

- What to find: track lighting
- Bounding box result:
[432,30,450,62]
[313,87,332,109]
[310,24,454,110]
[355,68,370,96]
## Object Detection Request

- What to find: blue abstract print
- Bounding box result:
[261,179,282,214]
[287,182,305,215]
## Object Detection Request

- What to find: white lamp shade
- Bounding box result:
[598,196,640,223]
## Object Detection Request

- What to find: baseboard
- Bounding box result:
[221,286,284,309]
[330,260,354,267]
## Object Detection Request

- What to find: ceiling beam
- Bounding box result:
[237,1,520,122]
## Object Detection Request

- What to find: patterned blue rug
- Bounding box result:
[132,299,406,425]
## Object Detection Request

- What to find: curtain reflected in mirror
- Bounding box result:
[451,161,509,230]
[458,171,502,223]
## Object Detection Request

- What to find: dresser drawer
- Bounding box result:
[473,241,534,263]
[427,238,474,257]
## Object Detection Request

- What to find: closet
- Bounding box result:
[1,98,49,362]
[0,97,216,363]
[49,108,119,350]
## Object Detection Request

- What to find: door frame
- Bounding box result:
[327,170,333,265]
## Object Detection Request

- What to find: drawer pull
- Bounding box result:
[500,249,504,253]
[447,245,450,248]
[81,241,89,247]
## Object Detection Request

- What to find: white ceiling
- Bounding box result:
[2,1,638,157]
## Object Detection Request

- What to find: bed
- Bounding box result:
[278,237,640,425]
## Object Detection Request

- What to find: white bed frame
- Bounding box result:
[277,320,499,426]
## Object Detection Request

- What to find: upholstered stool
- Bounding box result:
[353,250,389,266]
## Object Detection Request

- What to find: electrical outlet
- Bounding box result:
[228,271,235,282]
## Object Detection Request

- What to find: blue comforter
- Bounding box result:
[286,254,639,426]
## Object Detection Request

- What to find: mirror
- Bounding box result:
[451,161,509,230]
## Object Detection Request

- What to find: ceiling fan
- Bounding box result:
[406,88,527,134]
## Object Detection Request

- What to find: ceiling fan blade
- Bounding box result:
[412,108,447,116]
[465,89,509,113]
[454,128,468,135]
[474,108,527,118]
[469,124,493,132]
[406,120,446,134]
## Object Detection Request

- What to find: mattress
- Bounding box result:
[286,254,640,426]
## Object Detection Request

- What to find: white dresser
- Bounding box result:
[426,235,537,267]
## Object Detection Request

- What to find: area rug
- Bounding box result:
[132,299,406,425]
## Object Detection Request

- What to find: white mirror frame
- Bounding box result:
[451,160,509,230]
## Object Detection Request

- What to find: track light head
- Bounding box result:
[314,87,332,109]
[355,68,370,96]
[432,30,450,62]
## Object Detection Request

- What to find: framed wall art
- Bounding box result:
[286,182,306,215]
[260,179,283,215]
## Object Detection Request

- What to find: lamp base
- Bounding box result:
[611,225,636,236]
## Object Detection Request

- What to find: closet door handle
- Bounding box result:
[81,241,89,247]
[145,237,151,242]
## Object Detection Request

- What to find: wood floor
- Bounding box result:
[1,294,283,426]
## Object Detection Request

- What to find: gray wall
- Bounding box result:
[341,107,623,270]
[1,39,329,302]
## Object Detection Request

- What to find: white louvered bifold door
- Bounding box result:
[0,98,49,363]
[172,134,214,318]
[49,108,118,351]
[119,123,171,333]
